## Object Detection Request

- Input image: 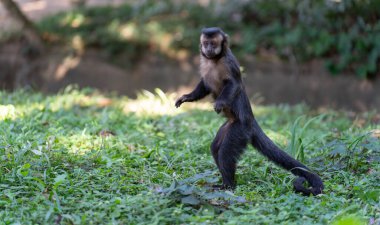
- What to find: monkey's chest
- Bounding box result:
[200,61,229,96]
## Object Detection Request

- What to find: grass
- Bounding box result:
[0,87,379,224]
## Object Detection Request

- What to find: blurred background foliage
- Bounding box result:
[34,0,380,79]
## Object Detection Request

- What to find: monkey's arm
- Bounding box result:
[175,79,210,108]
[214,79,239,113]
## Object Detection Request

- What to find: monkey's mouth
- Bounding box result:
[205,52,216,58]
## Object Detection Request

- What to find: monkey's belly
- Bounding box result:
[204,78,222,96]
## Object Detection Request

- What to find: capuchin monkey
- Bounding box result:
[175,27,324,196]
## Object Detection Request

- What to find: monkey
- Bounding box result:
[175,27,324,196]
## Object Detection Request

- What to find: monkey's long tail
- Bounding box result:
[250,119,324,196]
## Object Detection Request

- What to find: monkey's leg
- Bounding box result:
[217,121,249,188]
[211,122,229,169]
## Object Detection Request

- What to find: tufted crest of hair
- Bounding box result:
[200,33,224,45]
[201,27,227,42]
[201,27,225,37]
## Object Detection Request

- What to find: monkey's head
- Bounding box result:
[200,27,228,59]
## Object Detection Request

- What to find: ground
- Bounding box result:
[0,88,378,224]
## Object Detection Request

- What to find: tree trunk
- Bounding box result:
[0,0,44,53]
[1,0,46,89]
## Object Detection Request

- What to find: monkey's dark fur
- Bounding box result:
[175,27,324,195]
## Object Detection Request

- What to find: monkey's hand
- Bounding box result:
[214,100,227,114]
[175,95,190,108]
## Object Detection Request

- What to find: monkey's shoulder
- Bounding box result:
[224,52,241,78]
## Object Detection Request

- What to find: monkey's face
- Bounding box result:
[200,34,224,59]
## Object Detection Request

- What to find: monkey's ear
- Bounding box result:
[223,34,229,49]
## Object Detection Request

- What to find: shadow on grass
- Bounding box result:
[1,89,379,224]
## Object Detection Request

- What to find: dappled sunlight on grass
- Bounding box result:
[48,92,112,111]
[123,88,211,116]
[60,133,104,155]
[0,104,17,121]
[123,89,178,116]
[1,88,379,224]
[265,130,289,147]
[0,92,107,123]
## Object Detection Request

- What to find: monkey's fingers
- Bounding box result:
[175,98,184,108]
